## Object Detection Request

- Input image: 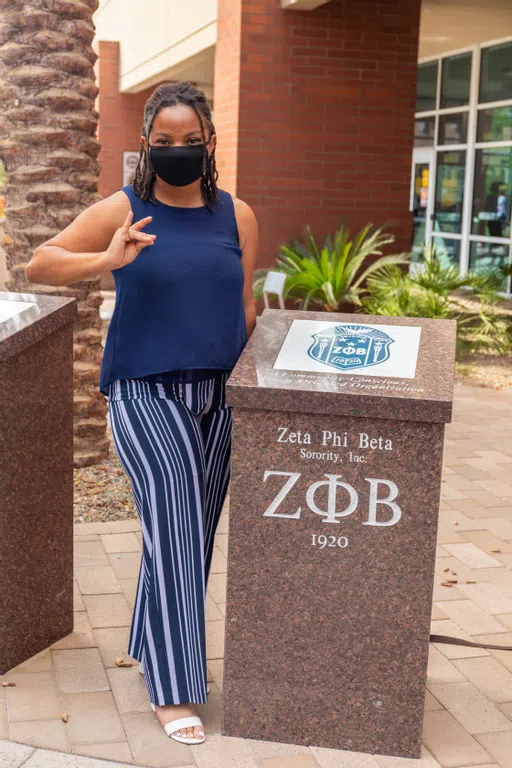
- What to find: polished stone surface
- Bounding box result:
[0,291,76,672]
[222,309,457,758]
[0,298,36,323]
[227,309,457,423]
[0,290,76,361]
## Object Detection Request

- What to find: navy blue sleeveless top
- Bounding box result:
[99,185,248,396]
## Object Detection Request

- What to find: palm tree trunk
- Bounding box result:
[0,0,109,468]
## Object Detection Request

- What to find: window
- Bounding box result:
[477,106,512,143]
[415,117,435,147]
[417,61,438,112]
[438,113,468,145]
[440,53,472,109]
[432,236,461,268]
[479,41,512,103]
[469,242,510,291]
[434,151,466,234]
[471,148,512,239]
[412,162,430,254]
[414,40,512,295]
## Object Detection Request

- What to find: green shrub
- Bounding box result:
[360,245,512,357]
[253,223,409,311]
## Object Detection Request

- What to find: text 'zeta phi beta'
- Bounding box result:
[260,425,402,534]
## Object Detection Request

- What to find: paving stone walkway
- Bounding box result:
[1,383,512,768]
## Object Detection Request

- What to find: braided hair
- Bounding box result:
[132,81,219,210]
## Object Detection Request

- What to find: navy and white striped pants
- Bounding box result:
[107,370,232,705]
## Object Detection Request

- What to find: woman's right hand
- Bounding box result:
[100,210,156,271]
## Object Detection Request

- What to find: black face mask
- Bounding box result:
[149,144,206,187]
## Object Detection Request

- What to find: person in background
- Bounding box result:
[485,180,508,238]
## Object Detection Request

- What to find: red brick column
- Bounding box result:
[214,0,421,267]
[95,41,153,200]
[213,0,243,195]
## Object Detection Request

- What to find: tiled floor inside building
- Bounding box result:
[1,384,512,768]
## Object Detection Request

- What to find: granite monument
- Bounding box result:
[222,308,457,759]
[0,291,76,673]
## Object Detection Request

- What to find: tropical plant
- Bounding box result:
[410,243,475,295]
[497,261,512,282]
[253,224,410,311]
[360,244,512,357]
[0,0,109,467]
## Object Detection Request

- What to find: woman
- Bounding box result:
[25,81,258,745]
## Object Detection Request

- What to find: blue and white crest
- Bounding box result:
[307,324,394,372]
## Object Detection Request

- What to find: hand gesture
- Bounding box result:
[101,210,156,270]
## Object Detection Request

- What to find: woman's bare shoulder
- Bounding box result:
[230,194,257,224]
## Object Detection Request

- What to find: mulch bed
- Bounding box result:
[74,421,138,524]
[455,354,512,391]
[74,315,136,523]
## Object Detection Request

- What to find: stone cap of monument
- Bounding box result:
[0,291,77,362]
[227,309,457,424]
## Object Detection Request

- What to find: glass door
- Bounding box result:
[410,148,435,262]
[432,149,466,268]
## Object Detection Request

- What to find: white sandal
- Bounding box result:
[149,702,205,744]
[139,661,209,693]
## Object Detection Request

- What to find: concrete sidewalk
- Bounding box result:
[1,383,512,768]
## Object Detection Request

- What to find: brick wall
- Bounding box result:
[96,41,154,201]
[213,0,242,195]
[214,0,422,268]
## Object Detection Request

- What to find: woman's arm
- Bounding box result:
[25,191,131,286]
[233,196,258,339]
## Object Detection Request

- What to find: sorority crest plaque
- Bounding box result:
[308,323,395,371]
[273,318,422,379]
